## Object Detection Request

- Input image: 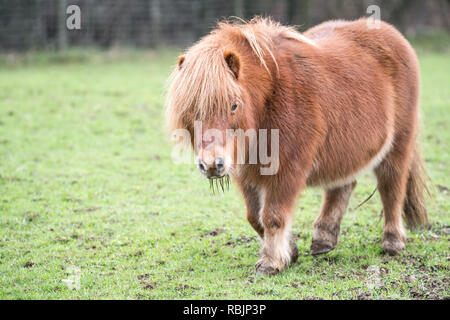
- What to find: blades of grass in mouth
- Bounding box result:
[209,178,215,195]
[209,176,230,195]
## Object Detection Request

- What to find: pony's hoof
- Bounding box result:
[255,258,281,275]
[382,233,405,256]
[311,223,338,255]
[310,240,334,255]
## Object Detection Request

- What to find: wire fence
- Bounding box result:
[0,0,449,52]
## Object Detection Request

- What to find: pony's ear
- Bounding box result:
[224,51,240,79]
[177,55,185,70]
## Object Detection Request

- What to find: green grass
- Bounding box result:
[0,46,448,300]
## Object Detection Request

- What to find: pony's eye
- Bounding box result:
[231,103,238,112]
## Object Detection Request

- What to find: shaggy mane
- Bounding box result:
[165,17,317,133]
[216,17,317,74]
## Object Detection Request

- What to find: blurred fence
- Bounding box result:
[0,0,449,52]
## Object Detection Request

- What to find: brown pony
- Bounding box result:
[165,17,429,275]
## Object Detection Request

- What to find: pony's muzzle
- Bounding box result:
[198,157,226,179]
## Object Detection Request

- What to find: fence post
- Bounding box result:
[57,0,68,50]
[234,0,244,18]
[287,0,309,30]
[150,0,161,48]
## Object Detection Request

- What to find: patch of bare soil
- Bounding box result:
[137,274,157,290]
[408,275,449,300]
[356,291,373,300]
[176,283,200,291]
[390,252,449,299]
[225,235,255,247]
[437,184,449,194]
[73,206,101,213]
[200,228,225,238]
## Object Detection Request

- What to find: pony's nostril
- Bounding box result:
[216,158,224,172]
[198,162,207,173]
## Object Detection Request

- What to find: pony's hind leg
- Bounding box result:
[311,182,356,255]
[375,150,411,255]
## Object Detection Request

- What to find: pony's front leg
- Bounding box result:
[240,184,265,238]
[255,187,299,275]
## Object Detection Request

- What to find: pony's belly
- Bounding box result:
[306,132,393,189]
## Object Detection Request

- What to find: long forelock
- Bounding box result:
[166,41,240,132]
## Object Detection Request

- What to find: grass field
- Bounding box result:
[0,42,448,299]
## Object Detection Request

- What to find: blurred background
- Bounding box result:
[0,1,449,300]
[0,0,449,52]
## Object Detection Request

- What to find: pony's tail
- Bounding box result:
[403,144,430,229]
